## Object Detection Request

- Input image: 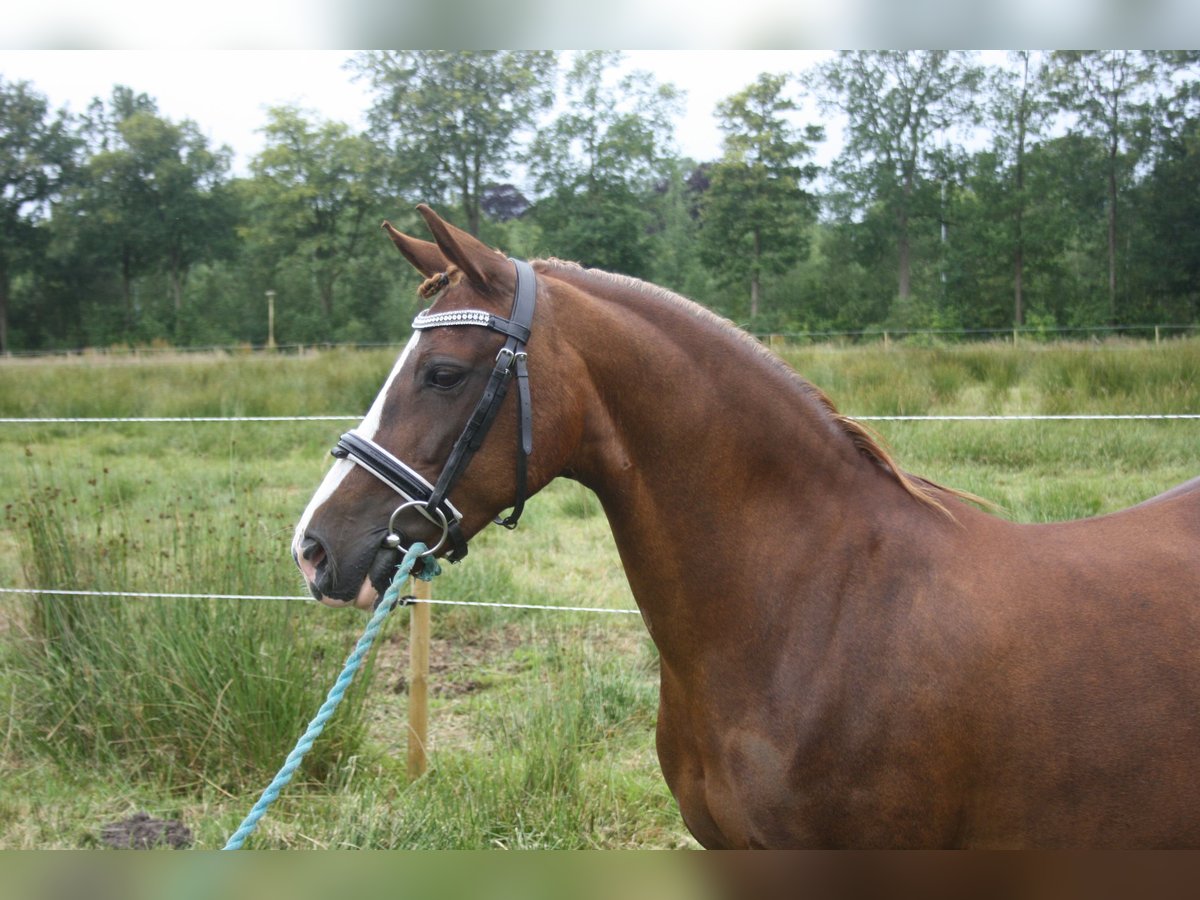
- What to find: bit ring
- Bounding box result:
[385,500,449,558]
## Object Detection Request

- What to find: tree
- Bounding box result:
[480,183,530,222]
[989,51,1055,328]
[1044,51,1161,323]
[810,51,984,314]
[351,51,556,236]
[526,51,683,276]
[69,87,158,333]
[698,72,822,320]
[245,106,388,324]
[68,86,234,339]
[0,77,75,353]
[1129,59,1200,323]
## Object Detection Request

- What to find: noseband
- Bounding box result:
[330,258,536,564]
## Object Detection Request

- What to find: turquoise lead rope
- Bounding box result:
[222,544,439,850]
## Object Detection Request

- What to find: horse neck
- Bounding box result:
[548,270,901,659]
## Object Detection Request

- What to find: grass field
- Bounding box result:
[0,338,1197,848]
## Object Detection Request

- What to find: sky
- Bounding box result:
[6,0,1197,52]
[4,0,1199,181]
[0,50,837,178]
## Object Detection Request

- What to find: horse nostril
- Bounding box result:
[297,536,329,590]
[300,535,326,565]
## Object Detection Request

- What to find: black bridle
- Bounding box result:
[330,258,536,564]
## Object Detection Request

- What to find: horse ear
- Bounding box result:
[416,204,511,292]
[381,220,448,278]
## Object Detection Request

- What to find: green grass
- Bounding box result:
[782,338,1200,417]
[0,339,1197,848]
[5,454,379,797]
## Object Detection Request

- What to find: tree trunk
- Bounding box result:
[0,262,9,355]
[1014,158,1026,328]
[466,199,480,238]
[469,151,483,237]
[1103,56,1121,325]
[897,161,915,301]
[318,273,334,318]
[1014,56,1029,328]
[750,228,761,319]
[121,247,135,333]
[461,153,481,237]
[169,251,184,336]
[1014,241,1024,328]
[1107,150,1119,324]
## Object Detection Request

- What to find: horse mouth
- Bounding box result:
[296,535,401,611]
[315,582,380,611]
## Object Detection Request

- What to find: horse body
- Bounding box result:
[542,263,1200,848]
[294,206,1200,848]
[655,501,1200,848]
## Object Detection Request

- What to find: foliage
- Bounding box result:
[351,50,556,236]
[1042,51,1164,322]
[0,77,76,353]
[243,105,392,333]
[982,51,1056,328]
[698,72,822,320]
[525,51,683,277]
[2,52,1200,353]
[1132,75,1200,322]
[810,51,985,309]
[63,87,237,342]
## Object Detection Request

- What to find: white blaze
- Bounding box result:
[292,332,421,560]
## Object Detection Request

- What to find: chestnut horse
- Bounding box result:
[294,205,1200,848]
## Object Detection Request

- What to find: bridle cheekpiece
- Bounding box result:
[330,257,537,564]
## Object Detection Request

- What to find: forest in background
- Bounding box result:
[1,50,1198,353]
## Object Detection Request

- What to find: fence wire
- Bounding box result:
[0,586,641,615]
[3,413,1199,425]
[2,409,1195,605]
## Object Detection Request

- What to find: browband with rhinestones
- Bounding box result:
[412,309,493,329]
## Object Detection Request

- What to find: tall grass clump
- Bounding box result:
[5,468,377,794]
[296,636,671,850]
[778,338,1200,418]
[0,346,403,419]
[1034,341,1200,414]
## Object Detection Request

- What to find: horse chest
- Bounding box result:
[656,714,796,848]
[654,663,968,849]
[660,720,967,848]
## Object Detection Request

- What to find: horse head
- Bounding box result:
[292,205,578,608]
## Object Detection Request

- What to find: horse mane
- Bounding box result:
[535,259,978,518]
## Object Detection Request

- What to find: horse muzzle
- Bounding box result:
[294,534,372,609]
[294,506,446,609]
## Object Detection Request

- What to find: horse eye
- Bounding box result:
[427,367,465,390]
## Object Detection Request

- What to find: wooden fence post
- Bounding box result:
[407,575,431,779]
